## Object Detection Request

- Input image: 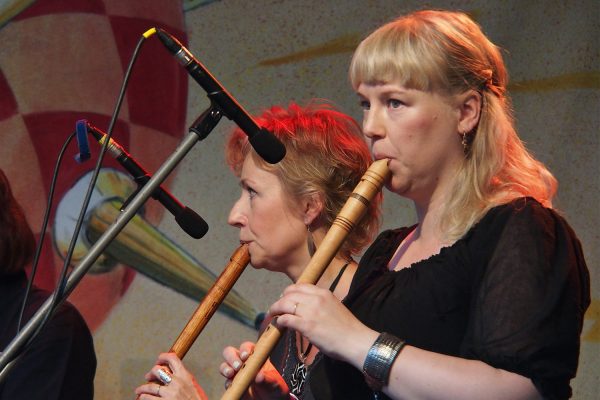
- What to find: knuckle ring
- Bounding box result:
[157,368,172,385]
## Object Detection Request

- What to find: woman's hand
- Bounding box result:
[135,353,207,400]
[220,341,289,399]
[268,283,378,368]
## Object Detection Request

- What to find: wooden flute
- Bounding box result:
[136,244,250,399]
[169,243,251,358]
[221,159,390,400]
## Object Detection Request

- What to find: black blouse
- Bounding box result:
[0,271,96,399]
[309,198,590,399]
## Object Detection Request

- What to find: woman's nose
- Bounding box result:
[227,198,246,227]
[362,109,385,139]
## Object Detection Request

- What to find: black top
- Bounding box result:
[308,198,590,400]
[0,271,96,400]
[271,328,324,400]
[271,264,349,399]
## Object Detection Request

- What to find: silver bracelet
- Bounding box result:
[362,332,406,392]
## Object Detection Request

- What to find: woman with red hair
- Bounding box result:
[135,101,382,399]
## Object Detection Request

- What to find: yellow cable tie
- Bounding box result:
[142,27,157,39]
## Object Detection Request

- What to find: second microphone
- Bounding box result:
[76,120,209,239]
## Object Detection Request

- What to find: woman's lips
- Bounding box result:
[373,155,392,165]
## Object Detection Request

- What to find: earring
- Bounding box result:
[461,131,469,154]
[306,225,316,256]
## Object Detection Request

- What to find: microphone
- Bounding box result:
[155,28,286,164]
[77,120,209,239]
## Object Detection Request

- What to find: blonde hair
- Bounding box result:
[349,10,557,240]
[226,101,381,256]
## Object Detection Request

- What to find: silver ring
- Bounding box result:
[293,303,298,315]
[157,368,172,385]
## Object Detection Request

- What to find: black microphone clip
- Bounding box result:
[77,120,209,239]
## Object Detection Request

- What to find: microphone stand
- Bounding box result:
[0,104,223,382]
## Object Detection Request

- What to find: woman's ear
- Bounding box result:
[303,193,325,227]
[457,90,482,134]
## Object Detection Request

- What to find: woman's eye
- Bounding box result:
[247,187,257,199]
[387,99,403,108]
[359,100,370,111]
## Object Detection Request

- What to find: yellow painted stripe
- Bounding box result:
[0,0,36,29]
[583,298,600,342]
[510,71,600,92]
[259,33,361,66]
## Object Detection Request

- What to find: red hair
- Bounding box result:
[226,101,381,256]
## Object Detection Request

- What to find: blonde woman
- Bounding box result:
[268,10,590,400]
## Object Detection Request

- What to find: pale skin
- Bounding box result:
[136,154,357,399]
[221,154,357,398]
[135,353,207,400]
[137,83,543,398]
[269,82,543,399]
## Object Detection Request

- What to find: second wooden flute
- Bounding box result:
[221,159,390,400]
[170,243,251,358]
[135,245,250,399]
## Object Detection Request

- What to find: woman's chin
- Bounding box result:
[248,253,267,270]
[250,258,283,274]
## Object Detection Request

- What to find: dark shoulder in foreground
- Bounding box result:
[0,283,96,400]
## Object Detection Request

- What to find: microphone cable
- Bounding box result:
[16,130,76,333]
[9,28,159,368]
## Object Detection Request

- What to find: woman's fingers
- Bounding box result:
[135,382,162,398]
[154,352,185,374]
[266,283,373,362]
[239,341,255,360]
[221,342,257,379]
